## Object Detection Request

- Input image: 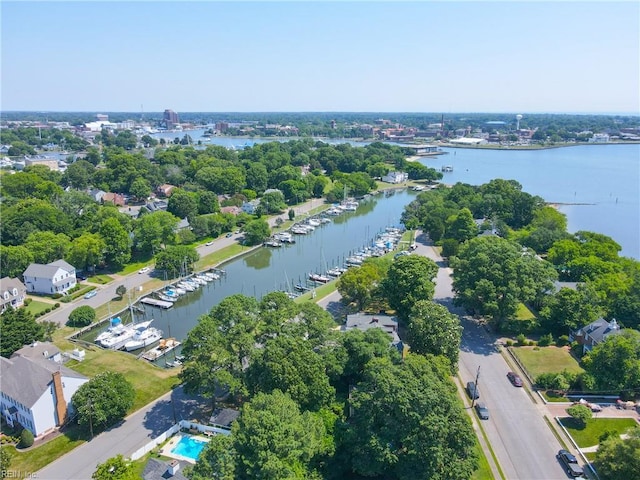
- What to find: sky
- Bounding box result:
[1,1,639,113]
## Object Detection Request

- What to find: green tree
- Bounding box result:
[99,217,131,267]
[247,335,334,411]
[337,261,383,310]
[582,329,640,394]
[232,390,327,479]
[566,404,592,428]
[72,372,135,432]
[92,454,137,480]
[154,245,199,278]
[381,255,439,321]
[187,434,236,480]
[0,199,72,245]
[19,429,34,448]
[197,190,220,215]
[24,231,71,265]
[539,285,602,336]
[133,211,179,253]
[595,428,640,480]
[445,207,477,242]
[168,189,198,220]
[260,190,287,214]
[341,354,477,480]
[243,219,270,246]
[245,163,268,194]
[452,236,557,327]
[67,305,96,327]
[407,300,463,372]
[0,308,44,358]
[67,233,106,272]
[129,177,151,201]
[0,245,34,278]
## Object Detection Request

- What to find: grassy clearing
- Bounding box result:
[514,303,535,320]
[542,390,571,402]
[4,424,90,477]
[65,349,180,412]
[512,346,584,379]
[560,417,638,448]
[195,243,246,270]
[295,281,338,303]
[23,300,52,316]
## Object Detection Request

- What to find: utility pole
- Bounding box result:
[88,397,94,440]
[471,366,481,408]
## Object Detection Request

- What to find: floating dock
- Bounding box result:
[141,297,173,309]
[141,338,181,361]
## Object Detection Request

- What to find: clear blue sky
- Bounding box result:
[2,1,639,113]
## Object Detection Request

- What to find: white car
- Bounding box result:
[205,241,214,246]
[139,267,151,274]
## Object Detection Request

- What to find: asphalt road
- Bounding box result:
[414,232,567,480]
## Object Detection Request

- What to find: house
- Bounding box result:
[0,277,27,312]
[157,184,176,198]
[102,192,126,206]
[241,199,260,214]
[176,217,191,231]
[0,145,12,154]
[24,157,59,171]
[12,341,62,364]
[343,313,402,349]
[570,318,622,354]
[23,260,77,295]
[382,171,409,184]
[220,206,241,216]
[142,459,188,480]
[87,188,106,203]
[209,407,240,431]
[0,351,88,437]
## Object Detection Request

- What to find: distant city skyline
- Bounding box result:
[2,1,639,114]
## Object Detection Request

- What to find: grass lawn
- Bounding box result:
[93,278,166,321]
[542,390,571,402]
[22,300,52,316]
[4,423,90,477]
[64,349,181,412]
[514,303,535,320]
[560,417,638,448]
[295,281,338,304]
[87,274,114,285]
[512,346,584,379]
[194,243,246,270]
[471,440,495,480]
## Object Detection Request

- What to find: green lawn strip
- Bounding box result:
[87,274,114,285]
[512,346,584,379]
[473,413,506,480]
[514,303,535,320]
[295,281,338,303]
[65,349,180,412]
[60,285,96,303]
[471,440,496,480]
[583,452,597,462]
[4,424,89,477]
[559,417,638,448]
[542,391,570,402]
[22,300,52,316]
[194,243,246,271]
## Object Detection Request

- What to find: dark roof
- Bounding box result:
[209,408,240,428]
[142,458,188,480]
[0,356,87,408]
[574,318,622,344]
[344,313,401,345]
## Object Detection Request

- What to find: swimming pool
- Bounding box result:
[171,435,208,461]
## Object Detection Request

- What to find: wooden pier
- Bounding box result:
[140,297,173,309]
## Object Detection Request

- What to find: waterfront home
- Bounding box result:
[23,260,76,295]
[0,350,88,437]
[570,318,622,354]
[0,277,27,312]
[382,171,409,184]
[343,313,402,350]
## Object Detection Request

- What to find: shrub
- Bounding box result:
[538,333,554,347]
[23,298,32,306]
[52,293,62,299]
[567,404,592,427]
[54,303,60,308]
[505,339,514,347]
[19,429,34,448]
[516,333,527,346]
[67,305,96,328]
[556,335,570,347]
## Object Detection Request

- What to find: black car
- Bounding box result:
[466,381,479,400]
[557,449,584,477]
[475,402,489,420]
[77,272,88,281]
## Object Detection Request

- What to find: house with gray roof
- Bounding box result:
[142,458,188,480]
[12,341,62,365]
[0,353,88,437]
[23,260,76,295]
[209,407,240,431]
[343,313,403,350]
[0,277,27,312]
[570,318,622,354]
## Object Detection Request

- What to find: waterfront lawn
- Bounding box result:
[22,300,52,316]
[560,417,638,448]
[5,423,90,478]
[512,346,584,379]
[93,278,166,321]
[194,243,245,270]
[65,348,180,412]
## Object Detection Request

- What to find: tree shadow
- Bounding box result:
[141,386,212,437]
[458,316,501,357]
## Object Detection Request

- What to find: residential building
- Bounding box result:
[142,459,188,480]
[343,313,402,349]
[24,157,59,171]
[0,277,27,312]
[102,192,126,206]
[209,407,240,431]
[589,133,610,143]
[157,184,176,197]
[241,199,260,214]
[570,318,622,354]
[23,260,76,295]
[0,346,88,437]
[382,171,409,184]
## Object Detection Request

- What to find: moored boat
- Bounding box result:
[124,326,163,351]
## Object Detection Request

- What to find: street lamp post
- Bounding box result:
[471,366,481,409]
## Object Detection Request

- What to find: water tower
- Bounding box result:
[516,114,523,131]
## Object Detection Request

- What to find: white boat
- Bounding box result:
[95,317,125,343]
[205,272,220,280]
[124,326,163,351]
[307,218,321,227]
[157,293,176,302]
[320,217,331,224]
[326,267,343,277]
[98,323,137,350]
[173,287,187,295]
[195,275,211,283]
[191,276,207,285]
[309,273,331,283]
[177,282,195,292]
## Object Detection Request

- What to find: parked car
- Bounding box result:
[475,402,489,420]
[84,290,97,299]
[507,371,524,387]
[139,267,150,274]
[226,233,233,238]
[557,449,584,478]
[466,381,479,400]
[77,272,88,281]
[205,241,214,246]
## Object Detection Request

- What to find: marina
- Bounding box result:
[141,297,174,309]
[141,338,181,362]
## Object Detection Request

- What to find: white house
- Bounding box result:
[589,133,610,143]
[382,171,409,184]
[0,345,88,437]
[23,260,77,295]
[241,199,260,214]
[0,277,27,312]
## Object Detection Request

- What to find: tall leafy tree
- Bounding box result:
[92,455,137,480]
[381,255,439,321]
[0,245,34,278]
[452,236,557,327]
[133,210,179,253]
[154,245,199,278]
[243,219,270,246]
[539,285,602,336]
[582,329,640,394]
[24,231,71,264]
[407,300,463,372]
[337,261,383,311]
[99,217,131,267]
[72,372,135,432]
[594,428,640,480]
[0,308,44,358]
[167,188,198,220]
[341,355,477,480]
[187,434,236,480]
[445,207,477,242]
[67,232,106,272]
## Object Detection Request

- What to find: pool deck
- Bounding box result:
[161,433,211,464]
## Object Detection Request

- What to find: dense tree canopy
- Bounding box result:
[0,308,44,358]
[594,428,640,480]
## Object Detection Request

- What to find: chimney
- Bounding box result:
[167,460,180,476]
[52,371,68,426]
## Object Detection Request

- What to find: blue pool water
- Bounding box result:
[171,435,208,461]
